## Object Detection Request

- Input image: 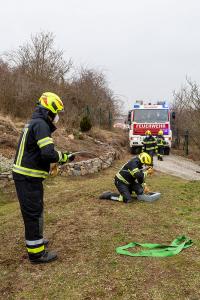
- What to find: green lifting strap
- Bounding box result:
[116,236,193,257]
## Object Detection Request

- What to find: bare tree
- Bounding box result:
[68,68,117,126]
[0,33,118,129]
[173,78,200,150]
[4,32,72,83]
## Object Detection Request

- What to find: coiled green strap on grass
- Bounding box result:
[116,236,193,257]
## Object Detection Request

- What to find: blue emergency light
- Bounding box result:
[133,104,140,108]
[162,102,168,108]
[164,129,169,135]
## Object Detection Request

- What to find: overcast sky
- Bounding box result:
[1,0,200,111]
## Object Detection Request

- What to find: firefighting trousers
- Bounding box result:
[157,146,164,156]
[146,150,156,157]
[14,179,45,259]
[114,177,144,203]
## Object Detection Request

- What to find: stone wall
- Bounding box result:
[0,155,14,173]
[0,148,117,179]
[59,150,116,176]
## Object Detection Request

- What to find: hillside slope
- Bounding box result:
[1,155,200,300]
[0,114,128,163]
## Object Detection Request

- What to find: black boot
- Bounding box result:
[30,251,58,264]
[99,191,113,199]
[124,198,133,203]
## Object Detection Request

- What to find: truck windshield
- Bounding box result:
[134,109,168,123]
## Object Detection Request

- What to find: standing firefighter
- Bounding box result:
[12,92,75,264]
[142,130,157,161]
[156,130,166,161]
[99,153,153,203]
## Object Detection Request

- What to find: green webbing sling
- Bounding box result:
[116,236,192,257]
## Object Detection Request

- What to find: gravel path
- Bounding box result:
[153,154,200,181]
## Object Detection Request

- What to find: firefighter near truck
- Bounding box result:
[127,101,173,155]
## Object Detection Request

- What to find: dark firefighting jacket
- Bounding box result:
[156,134,166,147]
[12,106,62,180]
[115,157,146,185]
[142,135,157,152]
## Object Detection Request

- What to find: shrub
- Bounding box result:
[80,116,92,132]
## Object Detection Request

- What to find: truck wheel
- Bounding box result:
[130,147,141,155]
[135,147,142,154]
[164,147,170,155]
[130,147,136,154]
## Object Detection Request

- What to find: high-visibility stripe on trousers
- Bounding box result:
[14,178,45,260]
[114,176,144,203]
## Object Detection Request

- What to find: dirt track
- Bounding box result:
[153,154,200,180]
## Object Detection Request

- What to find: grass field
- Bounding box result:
[1,156,200,300]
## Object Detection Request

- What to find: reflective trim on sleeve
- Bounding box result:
[12,164,49,178]
[57,151,63,162]
[27,245,45,254]
[128,167,139,177]
[116,173,130,185]
[26,239,44,246]
[157,141,164,146]
[143,141,156,147]
[143,141,154,145]
[145,146,156,150]
[16,127,29,166]
[37,137,53,148]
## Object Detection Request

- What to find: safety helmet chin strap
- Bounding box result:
[53,114,59,124]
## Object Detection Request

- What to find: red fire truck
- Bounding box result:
[128,101,173,154]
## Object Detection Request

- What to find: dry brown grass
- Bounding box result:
[1,155,200,299]
[0,113,128,160]
[89,127,128,147]
[0,115,20,157]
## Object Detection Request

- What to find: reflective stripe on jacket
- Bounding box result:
[116,157,145,185]
[156,135,166,147]
[13,106,60,179]
[142,136,157,151]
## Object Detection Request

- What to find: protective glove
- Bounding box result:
[59,151,75,164]
[66,152,75,162]
[143,183,150,194]
[59,152,69,165]
[50,163,59,177]
[146,167,154,176]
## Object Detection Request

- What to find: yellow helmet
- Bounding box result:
[39,92,64,114]
[138,152,152,166]
[145,130,152,135]
[158,130,163,135]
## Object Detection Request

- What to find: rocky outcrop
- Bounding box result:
[0,155,14,173]
[59,149,116,176]
[0,148,117,179]
[0,155,13,179]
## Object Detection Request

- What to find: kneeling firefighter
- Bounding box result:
[12,92,75,264]
[99,152,153,203]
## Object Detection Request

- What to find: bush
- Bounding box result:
[80,116,92,132]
